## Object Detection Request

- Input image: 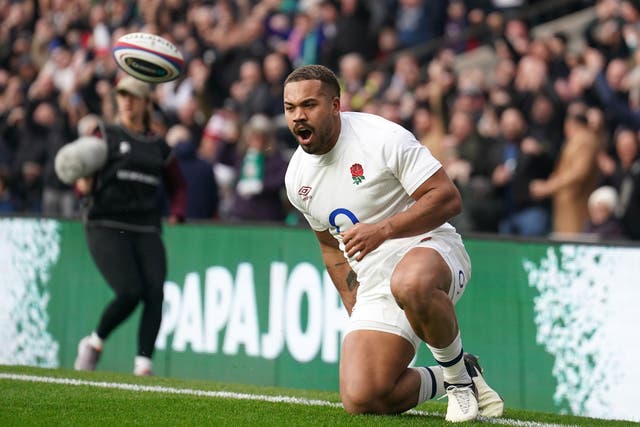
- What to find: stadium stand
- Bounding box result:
[1,0,638,240]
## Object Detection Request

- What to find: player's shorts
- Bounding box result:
[345,229,472,351]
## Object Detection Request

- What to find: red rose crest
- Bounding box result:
[350,163,365,185]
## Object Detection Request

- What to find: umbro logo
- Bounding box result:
[298,186,312,201]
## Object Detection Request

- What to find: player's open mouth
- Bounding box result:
[296,128,313,144]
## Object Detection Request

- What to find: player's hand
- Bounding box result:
[340,222,386,262]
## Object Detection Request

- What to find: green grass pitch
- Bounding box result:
[0,365,634,426]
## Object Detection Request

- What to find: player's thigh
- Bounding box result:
[392,233,471,304]
[391,247,451,301]
[340,329,415,395]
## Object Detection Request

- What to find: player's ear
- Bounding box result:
[332,96,341,113]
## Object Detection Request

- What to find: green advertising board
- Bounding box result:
[1,218,639,422]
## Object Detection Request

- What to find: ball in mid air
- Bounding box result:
[112,32,184,83]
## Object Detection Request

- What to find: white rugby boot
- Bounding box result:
[444,382,478,422]
[464,352,505,417]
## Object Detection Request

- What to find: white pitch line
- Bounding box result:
[0,373,574,427]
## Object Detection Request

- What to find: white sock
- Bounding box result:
[416,365,445,404]
[426,331,470,385]
[134,356,152,374]
[88,332,103,351]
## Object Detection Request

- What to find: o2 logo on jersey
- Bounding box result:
[329,208,359,233]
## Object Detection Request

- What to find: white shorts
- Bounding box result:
[345,229,472,351]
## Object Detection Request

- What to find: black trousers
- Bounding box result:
[86,225,166,358]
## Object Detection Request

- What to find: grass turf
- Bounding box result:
[0,365,634,426]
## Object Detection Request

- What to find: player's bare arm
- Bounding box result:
[314,229,359,315]
[341,168,461,261]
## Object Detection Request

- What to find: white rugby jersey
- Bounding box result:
[285,112,455,285]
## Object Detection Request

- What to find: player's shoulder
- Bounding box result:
[341,112,417,158]
[342,111,398,128]
[342,111,414,140]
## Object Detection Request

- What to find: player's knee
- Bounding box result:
[340,380,392,414]
[390,269,440,309]
[341,391,378,414]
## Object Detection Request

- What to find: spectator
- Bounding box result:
[0,171,16,213]
[389,0,446,49]
[599,127,640,240]
[316,0,340,67]
[584,0,630,62]
[0,74,25,168]
[229,58,273,123]
[199,103,240,218]
[620,1,640,58]
[444,110,500,232]
[411,103,446,162]
[582,185,625,240]
[530,107,601,236]
[337,52,368,111]
[421,56,457,124]
[166,124,219,221]
[186,57,216,120]
[373,25,400,66]
[492,108,554,236]
[452,81,487,124]
[263,8,292,54]
[382,52,422,123]
[546,32,571,81]
[14,100,76,216]
[527,93,565,159]
[584,48,640,131]
[321,0,377,67]
[444,0,469,54]
[262,51,293,117]
[495,18,531,62]
[156,61,200,120]
[228,114,289,222]
[512,55,551,117]
[287,10,325,68]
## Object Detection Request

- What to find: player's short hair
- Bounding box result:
[284,64,341,99]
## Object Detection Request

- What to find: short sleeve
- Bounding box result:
[383,127,442,196]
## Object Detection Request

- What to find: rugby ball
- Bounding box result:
[112,32,184,83]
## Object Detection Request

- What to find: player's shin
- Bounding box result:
[415,366,444,404]
[427,331,470,385]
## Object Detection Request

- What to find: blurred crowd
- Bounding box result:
[1,0,639,241]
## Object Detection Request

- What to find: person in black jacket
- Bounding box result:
[71,75,186,376]
[166,124,219,220]
[600,127,640,240]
